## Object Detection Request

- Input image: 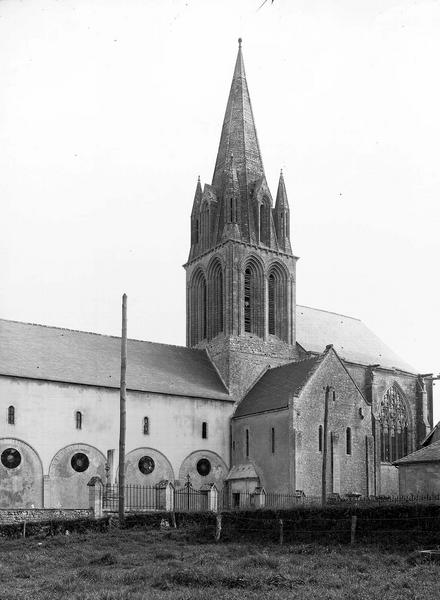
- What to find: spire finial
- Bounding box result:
[238,37,242,48]
[197,175,201,183]
[280,168,283,176]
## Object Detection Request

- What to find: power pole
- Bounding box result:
[321,385,330,506]
[118,293,127,525]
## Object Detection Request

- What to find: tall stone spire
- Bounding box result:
[212,39,265,198]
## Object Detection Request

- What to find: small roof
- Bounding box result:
[234,355,322,418]
[226,464,259,480]
[0,319,230,401]
[393,440,440,465]
[421,421,440,447]
[296,305,416,373]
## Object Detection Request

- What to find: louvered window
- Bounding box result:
[244,268,251,332]
[268,273,275,335]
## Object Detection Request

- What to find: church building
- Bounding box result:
[0,40,434,509]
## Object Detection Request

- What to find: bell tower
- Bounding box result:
[184,40,299,399]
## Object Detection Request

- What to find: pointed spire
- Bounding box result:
[275,169,289,210]
[212,39,265,197]
[191,175,203,216]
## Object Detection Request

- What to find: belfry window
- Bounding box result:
[75,411,82,430]
[210,260,224,339]
[143,417,149,435]
[267,263,288,341]
[190,269,207,345]
[244,268,252,333]
[7,405,15,425]
[379,386,409,462]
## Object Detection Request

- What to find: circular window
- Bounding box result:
[71,453,89,473]
[196,458,211,477]
[138,456,155,475]
[1,448,21,469]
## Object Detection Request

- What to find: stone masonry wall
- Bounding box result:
[0,508,92,524]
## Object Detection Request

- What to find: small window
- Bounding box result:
[7,406,15,425]
[143,417,149,435]
[75,411,82,430]
[202,421,208,439]
[318,425,323,452]
[245,429,249,458]
[346,427,352,455]
[271,427,275,454]
[232,440,235,452]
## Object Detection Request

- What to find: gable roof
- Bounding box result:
[296,305,416,373]
[234,355,323,418]
[0,319,231,401]
[393,440,440,465]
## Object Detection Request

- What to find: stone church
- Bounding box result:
[0,40,434,509]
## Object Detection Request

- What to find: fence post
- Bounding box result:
[87,476,104,519]
[207,484,219,512]
[279,518,284,545]
[215,514,222,542]
[350,515,357,544]
[254,487,266,509]
[155,480,175,511]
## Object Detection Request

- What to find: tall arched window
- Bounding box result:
[75,411,82,430]
[190,269,207,345]
[243,259,264,337]
[379,386,410,462]
[209,259,224,339]
[267,263,288,341]
[7,405,15,425]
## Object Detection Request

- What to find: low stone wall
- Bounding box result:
[0,508,92,524]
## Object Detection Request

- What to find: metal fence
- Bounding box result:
[103,484,161,512]
[102,484,440,514]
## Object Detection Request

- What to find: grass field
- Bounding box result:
[0,527,439,600]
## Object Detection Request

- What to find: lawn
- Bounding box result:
[0,527,439,600]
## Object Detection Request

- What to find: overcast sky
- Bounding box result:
[1,0,439,418]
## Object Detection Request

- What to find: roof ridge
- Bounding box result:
[297,304,361,322]
[0,318,196,353]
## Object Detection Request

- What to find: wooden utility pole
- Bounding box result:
[118,293,127,525]
[321,385,330,506]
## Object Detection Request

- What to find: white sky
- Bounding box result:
[1,0,439,419]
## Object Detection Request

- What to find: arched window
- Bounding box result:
[190,269,207,345]
[379,386,410,462]
[267,263,288,341]
[245,429,250,458]
[346,427,352,455]
[318,425,323,452]
[209,259,224,339]
[202,421,208,439]
[75,411,82,430]
[143,417,149,435]
[243,259,264,337]
[7,405,15,425]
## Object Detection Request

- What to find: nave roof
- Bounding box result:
[0,319,231,401]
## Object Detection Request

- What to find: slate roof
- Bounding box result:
[296,305,416,373]
[393,440,440,465]
[0,319,231,401]
[234,355,323,418]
